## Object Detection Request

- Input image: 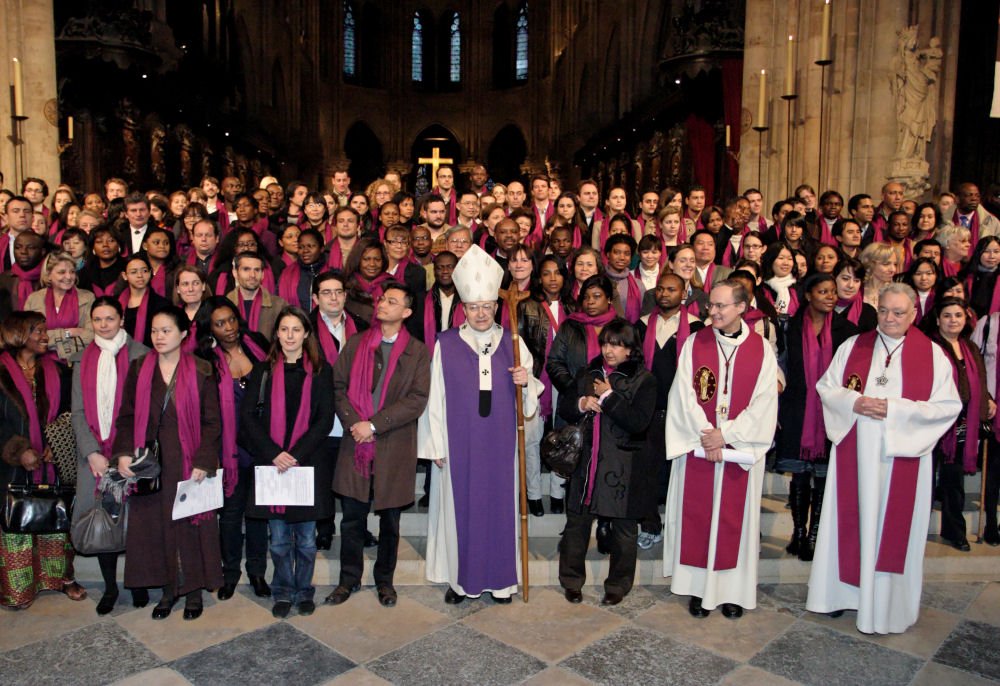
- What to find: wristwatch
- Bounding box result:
[369,422,377,435]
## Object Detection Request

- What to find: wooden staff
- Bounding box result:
[978,435,990,544]
[499,281,532,601]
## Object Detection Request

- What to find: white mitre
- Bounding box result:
[452,244,503,303]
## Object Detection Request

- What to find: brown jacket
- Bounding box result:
[332,331,430,509]
[226,287,288,339]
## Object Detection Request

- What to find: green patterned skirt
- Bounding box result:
[0,531,74,608]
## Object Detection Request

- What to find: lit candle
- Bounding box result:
[67,116,74,140]
[785,35,796,96]
[12,58,24,117]
[757,69,767,128]
[725,125,731,148]
[819,0,832,63]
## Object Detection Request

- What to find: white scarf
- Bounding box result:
[94,329,129,440]
[766,273,797,314]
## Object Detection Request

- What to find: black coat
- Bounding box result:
[518,299,575,378]
[775,311,857,460]
[546,319,590,395]
[558,357,657,519]
[834,302,877,332]
[239,359,336,522]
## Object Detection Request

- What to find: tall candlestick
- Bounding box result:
[784,35,796,96]
[757,69,768,128]
[67,116,74,140]
[12,58,24,117]
[819,0,832,64]
[725,125,731,148]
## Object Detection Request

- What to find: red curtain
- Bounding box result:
[686,113,716,204]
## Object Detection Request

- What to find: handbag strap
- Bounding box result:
[256,368,270,411]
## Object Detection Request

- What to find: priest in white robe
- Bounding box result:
[663,279,778,619]
[807,283,960,634]
[419,244,543,603]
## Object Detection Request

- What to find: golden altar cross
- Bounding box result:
[417,147,454,180]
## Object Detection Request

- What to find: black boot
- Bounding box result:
[800,477,825,562]
[786,474,809,556]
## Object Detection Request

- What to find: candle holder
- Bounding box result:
[58,138,74,155]
[781,93,798,190]
[752,125,769,189]
[8,87,28,190]
[815,62,831,190]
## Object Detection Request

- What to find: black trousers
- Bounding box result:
[316,437,341,540]
[339,493,401,587]
[985,434,1000,531]
[219,466,268,582]
[559,510,637,595]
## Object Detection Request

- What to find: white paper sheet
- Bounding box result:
[254,466,315,506]
[172,474,224,520]
[692,447,755,465]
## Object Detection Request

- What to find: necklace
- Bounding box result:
[716,341,738,417]
[875,334,905,386]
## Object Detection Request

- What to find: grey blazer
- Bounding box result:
[70,337,149,526]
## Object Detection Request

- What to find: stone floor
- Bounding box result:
[3,580,999,685]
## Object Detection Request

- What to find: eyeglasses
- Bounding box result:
[236,242,257,250]
[464,303,497,314]
[448,238,472,246]
[707,302,736,311]
[386,238,410,246]
[318,289,345,298]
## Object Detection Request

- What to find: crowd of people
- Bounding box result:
[0,164,995,636]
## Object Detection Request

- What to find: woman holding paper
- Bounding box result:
[113,305,223,621]
[240,306,335,619]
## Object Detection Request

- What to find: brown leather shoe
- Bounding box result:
[324,583,360,605]
[377,585,397,607]
[62,581,87,601]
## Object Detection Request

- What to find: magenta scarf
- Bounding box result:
[277,261,303,307]
[186,248,218,272]
[134,352,205,520]
[800,311,834,460]
[354,272,392,325]
[346,327,409,477]
[150,264,168,297]
[11,262,42,308]
[0,233,8,273]
[81,341,130,457]
[213,346,241,497]
[45,287,80,329]
[584,363,614,506]
[568,310,617,360]
[699,263,715,293]
[326,241,346,270]
[423,289,465,345]
[317,313,357,365]
[537,301,562,418]
[0,352,60,480]
[240,289,264,331]
[642,310,690,370]
[915,290,935,325]
[942,339,982,474]
[837,293,864,325]
[942,259,962,278]
[268,355,314,513]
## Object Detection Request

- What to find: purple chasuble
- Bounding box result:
[438,328,518,594]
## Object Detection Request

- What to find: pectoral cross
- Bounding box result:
[417,147,454,181]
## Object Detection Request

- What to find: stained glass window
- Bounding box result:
[449,13,461,83]
[411,13,423,82]
[515,2,528,81]
[343,1,356,77]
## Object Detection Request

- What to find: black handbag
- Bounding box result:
[3,467,74,534]
[71,490,127,554]
[129,370,177,496]
[541,412,593,479]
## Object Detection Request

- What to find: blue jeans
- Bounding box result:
[267,520,317,603]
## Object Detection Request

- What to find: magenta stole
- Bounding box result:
[835,328,933,586]
[11,262,42,308]
[799,312,833,460]
[940,339,982,474]
[0,352,60,482]
[80,342,130,457]
[642,310,691,370]
[133,352,209,522]
[45,288,80,329]
[0,233,8,273]
[212,339,265,496]
[537,302,561,418]
[317,313,357,365]
[277,262,305,308]
[838,294,865,325]
[354,273,392,325]
[570,311,615,506]
[269,356,314,513]
[346,327,409,477]
[119,289,151,344]
[680,327,765,571]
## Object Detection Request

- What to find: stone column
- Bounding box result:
[0,0,60,189]
[739,0,960,203]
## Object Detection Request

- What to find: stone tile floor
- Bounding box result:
[2,581,999,685]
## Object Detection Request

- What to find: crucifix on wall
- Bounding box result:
[418,147,454,181]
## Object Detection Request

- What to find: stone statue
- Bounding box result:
[887,26,942,198]
[222,146,236,178]
[175,125,194,187]
[890,26,942,161]
[116,98,140,181]
[236,154,249,188]
[200,139,214,180]
[149,120,167,187]
[249,159,264,189]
